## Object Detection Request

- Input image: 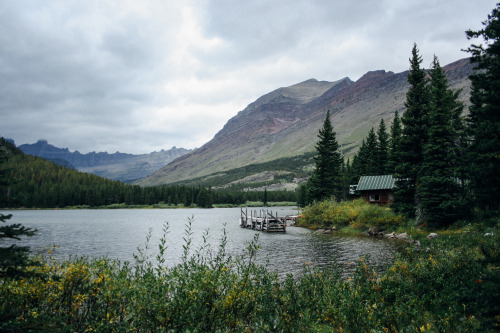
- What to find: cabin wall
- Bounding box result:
[360,190,394,205]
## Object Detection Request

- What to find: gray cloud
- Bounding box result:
[0,0,497,154]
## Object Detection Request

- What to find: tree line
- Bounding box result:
[0,138,295,209]
[300,5,500,228]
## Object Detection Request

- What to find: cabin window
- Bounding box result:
[369,194,380,201]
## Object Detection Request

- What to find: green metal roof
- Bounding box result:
[356,175,395,191]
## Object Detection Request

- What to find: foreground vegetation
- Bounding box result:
[1,219,499,332]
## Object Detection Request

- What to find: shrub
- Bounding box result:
[1,220,498,331]
[298,198,404,230]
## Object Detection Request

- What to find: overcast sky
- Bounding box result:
[0,1,496,154]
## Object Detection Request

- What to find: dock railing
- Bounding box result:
[240,208,286,232]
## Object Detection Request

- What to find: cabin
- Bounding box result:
[355,175,395,205]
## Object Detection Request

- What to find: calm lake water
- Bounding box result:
[2,207,398,277]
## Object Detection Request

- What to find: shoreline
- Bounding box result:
[1,202,298,210]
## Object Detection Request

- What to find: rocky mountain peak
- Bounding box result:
[136,58,473,186]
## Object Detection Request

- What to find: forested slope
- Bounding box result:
[0,138,295,208]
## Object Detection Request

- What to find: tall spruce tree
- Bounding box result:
[393,44,430,219]
[364,127,379,175]
[465,4,500,211]
[308,110,343,202]
[340,160,350,201]
[196,187,212,208]
[376,119,390,174]
[351,123,390,181]
[419,57,465,227]
[451,90,469,204]
[297,183,309,207]
[351,138,368,181]
[0,138,37,278]
[388,111,403,174]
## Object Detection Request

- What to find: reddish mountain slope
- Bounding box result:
[138,58,473,186]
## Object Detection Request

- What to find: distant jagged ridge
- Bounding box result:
[19,140,133,167]
[18,140,192,182]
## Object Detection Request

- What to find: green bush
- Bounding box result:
[1,220,498,331]
[298,198,405,230]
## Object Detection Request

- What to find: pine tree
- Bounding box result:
[340,160,349,201]
[376,119,390,174]
[451,91,469,205]
[388,111,402,174]
[419,57,465,227]
[308,110,343,202]
[297,183,309,207]
[196,186,212,208]
[393,44,430,219]
[364,127,379,175]
[0,138,37,278]
[465,4,500,211]
[350,139,368,182]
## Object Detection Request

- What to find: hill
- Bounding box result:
[0,137,296,208]
[18,140,192,182]
[0,138,128,207]
[138,58,473,187]
[169,151,317,191]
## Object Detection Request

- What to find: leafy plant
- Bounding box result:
[1,219,498,331]
[298,198,404,230]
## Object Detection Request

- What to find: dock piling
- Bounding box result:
[240,208,286,232]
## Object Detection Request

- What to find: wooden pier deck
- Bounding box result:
[240,208,287,232]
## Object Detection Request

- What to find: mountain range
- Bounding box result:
[11,58,473,188]
[137,58,473,187]
[17,140,192,182]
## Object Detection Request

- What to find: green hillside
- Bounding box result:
[0,138,297,208]
[0,138,128,208]
[170,151,317,190]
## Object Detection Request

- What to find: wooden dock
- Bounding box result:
[240,208,287,232]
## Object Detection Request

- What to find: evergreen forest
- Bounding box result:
[0,138,295,209]
[301,23,499,228]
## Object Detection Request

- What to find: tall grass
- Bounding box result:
[297,198,405,230]
[1,219,498,331]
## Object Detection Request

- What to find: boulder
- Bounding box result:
[324,229,332,234]
[396,232,409,240]
[427,233,438,239]
[368,226,380,235]
[315,229,326,234]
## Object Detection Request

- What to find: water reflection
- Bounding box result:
[2,208,398,277]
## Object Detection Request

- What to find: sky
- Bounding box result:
[0,0,497,154]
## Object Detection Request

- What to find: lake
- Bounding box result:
[2,207,398,277]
